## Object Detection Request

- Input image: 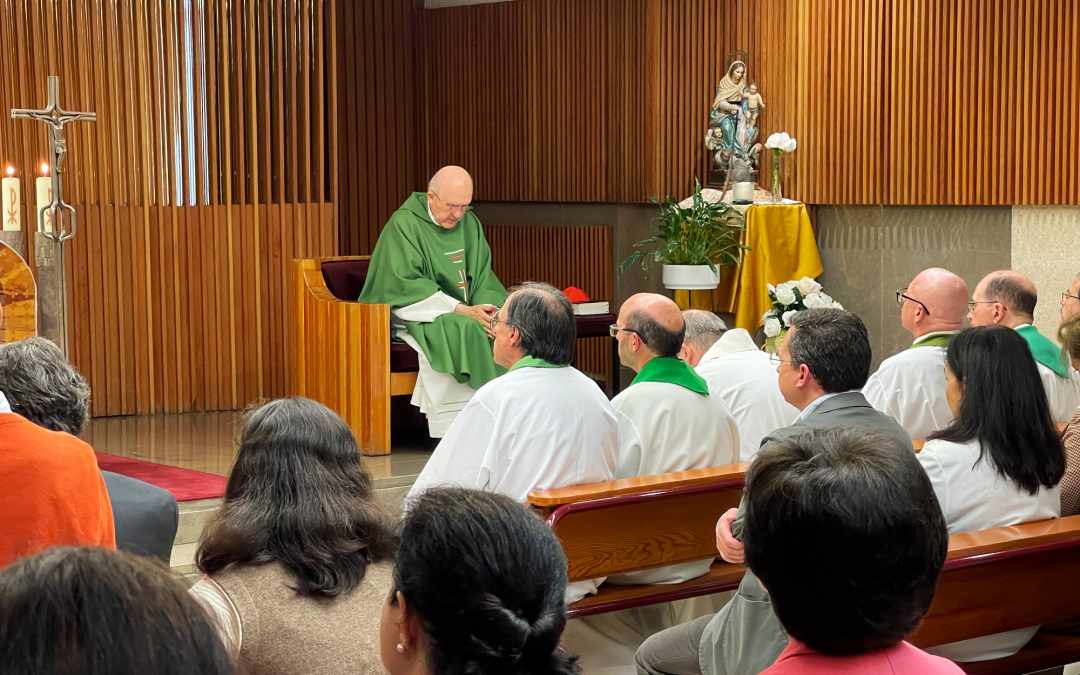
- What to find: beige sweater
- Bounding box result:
[191,561,393,675]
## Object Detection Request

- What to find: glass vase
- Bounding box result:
[771,151,783,204]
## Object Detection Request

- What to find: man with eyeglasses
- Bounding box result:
[408,282,616,602]
[862,268,968,441]
[636,308,913,675]
[1061,273,1080,324]
[967,270,1080,423]
[563,293,740,674]
[359,166,508,438]
[679,309,797,461]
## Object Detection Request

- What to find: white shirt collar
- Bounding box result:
[794,389,861,422]
[1015,323,1032,329]
[698,329,759,363]
[911,330,960,347]
[0,391,10,414]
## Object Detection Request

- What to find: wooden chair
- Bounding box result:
[293,255,620,456]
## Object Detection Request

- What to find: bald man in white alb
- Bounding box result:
[863,268,968,440]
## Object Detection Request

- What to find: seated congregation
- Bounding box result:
[3,266,1080,675]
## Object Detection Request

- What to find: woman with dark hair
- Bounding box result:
[189,397,399,675]
[918,326,1064,662]
[381,488,579,675]
[0,546,233,675]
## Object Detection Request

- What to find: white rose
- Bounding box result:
[782,137,798,153]
[803,292,826,309]
[765,132,789,150]
[782,309,798,327]
[764,317,782,337]
[775,286,796,306]
[829,300,845,310]
[818,293,834,306]
[796,276,821,296]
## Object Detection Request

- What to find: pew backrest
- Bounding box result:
[910,514,1080,648]
[536,464,746,582]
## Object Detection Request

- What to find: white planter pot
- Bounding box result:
[662,264,721,290]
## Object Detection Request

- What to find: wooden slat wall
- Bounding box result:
[336,0,422,255]
[0,0,338,416]
[419,0,1080,206]
[486,224,613,388]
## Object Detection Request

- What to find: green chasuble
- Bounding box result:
[910,331,957,349]
[359,193,508,389]
[1016,325,1070,378]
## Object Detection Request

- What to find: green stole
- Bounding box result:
[508,356,569,372]
[1016,325,1070,378]
[631,357,710,394]
[910,332,957,349]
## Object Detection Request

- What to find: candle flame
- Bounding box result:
[4,166,13,177]
[40,162,49,176]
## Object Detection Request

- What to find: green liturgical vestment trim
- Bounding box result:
[508,356,569,372]
[909,332,956,349]
[1016,325,1070,378]
[358,193,508,389]
[630,357,710,395]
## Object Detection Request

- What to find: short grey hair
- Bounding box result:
[682,310,727,353]
[504,282,576,365]
[0,337,91,435]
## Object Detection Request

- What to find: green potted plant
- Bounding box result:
[619,180,750,290]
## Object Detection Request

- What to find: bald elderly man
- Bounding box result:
[968,270,1080,422]
[863,268,968,440]
[562,294,740,673]
[359,167,507,437]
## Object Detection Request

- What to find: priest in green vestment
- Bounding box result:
[359,166,508,437]
[968,270,1080,422]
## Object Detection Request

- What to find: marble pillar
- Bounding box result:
[1011,206,1080,340]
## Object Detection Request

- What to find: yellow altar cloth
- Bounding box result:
[676,203,822,332]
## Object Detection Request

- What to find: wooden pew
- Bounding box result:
[532,472,1080,675]
[529,463,747,618]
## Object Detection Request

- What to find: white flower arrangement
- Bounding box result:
[765,132,798,154]
[762,276,843,338]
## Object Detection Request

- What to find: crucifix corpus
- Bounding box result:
[11,76,96,358]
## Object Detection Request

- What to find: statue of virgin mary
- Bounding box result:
[710,61,751,155]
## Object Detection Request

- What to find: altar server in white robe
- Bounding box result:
[968,270,1080,422]
[407,281,617,602]
[679,310,797,459]
[863,268,969,440]
[562,294,738,675]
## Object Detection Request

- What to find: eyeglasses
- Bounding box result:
[1063,291,1080,305]
[430,191,470,213]
[896,288,931,316]
[609,324,648,345]
[767,353,795,367]
[967,300,1001,313]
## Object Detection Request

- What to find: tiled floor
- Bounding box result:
[82,412,433,483]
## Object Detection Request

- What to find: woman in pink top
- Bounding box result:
[741,428,964,675]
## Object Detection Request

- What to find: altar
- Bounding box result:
[675,202,822,333]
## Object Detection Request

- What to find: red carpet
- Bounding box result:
[95,452,227,502]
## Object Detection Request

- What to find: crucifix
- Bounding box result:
[11,76,96,358]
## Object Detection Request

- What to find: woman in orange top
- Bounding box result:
[0,389,114,568]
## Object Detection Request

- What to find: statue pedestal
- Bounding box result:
[34,232,65,352]
[0,231,25,258]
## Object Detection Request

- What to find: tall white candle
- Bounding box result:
[1,167,20,232]
[35,168,53,233]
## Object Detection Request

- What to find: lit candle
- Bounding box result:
[1,165,20,232]
[35,162,52,232]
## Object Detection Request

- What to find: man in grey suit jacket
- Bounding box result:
[635,308,913,675]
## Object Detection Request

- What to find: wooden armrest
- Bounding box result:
[527,463,748,508]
